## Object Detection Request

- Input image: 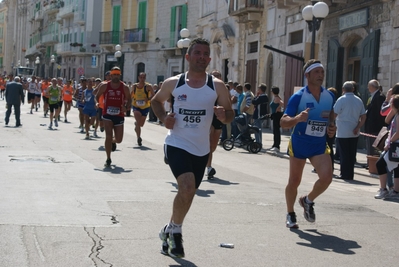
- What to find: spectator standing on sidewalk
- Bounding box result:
[333,81,366,180]
[374,94,399,199]
[281,59,336,228]
[269,86,284,152]
[365,79,386,157]
[252,83,269,148]
[4,76,24,127]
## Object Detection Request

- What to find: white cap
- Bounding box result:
[14,76,21,81]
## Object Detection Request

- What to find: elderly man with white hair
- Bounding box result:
[334,81,366,180]
[5,76,25,127]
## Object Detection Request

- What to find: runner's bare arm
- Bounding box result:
[214,80,234,124]
[151,77,178,128]
[95,83,106,104]
[124,85,131,110]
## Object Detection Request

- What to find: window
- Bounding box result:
[138,1,147,29]
[289,30,303,46]
[169,5,187,47]
[248,41,258,54]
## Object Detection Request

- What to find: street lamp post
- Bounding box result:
[177,28,191,73]
[25,58,30,67]
[50,55,55,78]
[302,1,329,60]
[35,56,40,77]
[114,44,122,66]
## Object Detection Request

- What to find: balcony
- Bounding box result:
[73,4,86,25]
[55,43,72,55]
[43,2,60,15]
[100,31,123,46]
[25,45,40,57]
[124,28,149,43]
[58,3,74,19]
[42,33,59,44]
[35,10,43,21]
[228,0,264,17]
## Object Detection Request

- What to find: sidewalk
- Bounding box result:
[258,127,376,179]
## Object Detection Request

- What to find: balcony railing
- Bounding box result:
[56,43,72,54]
[58,3,74,19]
[43,3,61,15]
[228,0,264,16]
[42,33,59,44]
[35,10,43,21]
[99,31,123,45]
[124,28,149,43]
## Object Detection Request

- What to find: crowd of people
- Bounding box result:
[3,41,397,258]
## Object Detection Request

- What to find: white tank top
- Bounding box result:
[165,73,217,156]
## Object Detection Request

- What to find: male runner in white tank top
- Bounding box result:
[151,38,234,258]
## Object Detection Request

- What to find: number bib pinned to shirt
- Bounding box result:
[136,100,145,106]
[178,108,206,129]
[305,120,327,137]
[106,106,120,115]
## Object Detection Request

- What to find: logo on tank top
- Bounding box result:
[177,94,187,101]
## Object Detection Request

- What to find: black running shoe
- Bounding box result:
[286,212,299,228]
[299,196,315,222]
[112,142,117,152]
[138,137,142,146]
[104,159,111,168]
[168,233,185,258]
[207,167,216,179]
[159,225,169,255]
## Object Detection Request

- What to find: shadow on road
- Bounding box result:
[206,177,240,186]
[167,182,215,198]
[94,166,133,174]
[291,229,361,254]
[169,258,198,267]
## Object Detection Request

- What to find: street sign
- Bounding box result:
[77,67,84,76]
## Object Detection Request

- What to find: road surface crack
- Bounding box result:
[84,227,112,267]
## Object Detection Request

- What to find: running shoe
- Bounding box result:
[383,189,398,199]
[159,225,169,255]
[286,212,299,228]
[100,127,104,132]
[30,109,33,114]
[112,142,117,152]
[168,233,185,258]
[64,119,68,123]
[93,131,98,138]
[80,128,85,133]
[104,158,111,167]
[48,123,53,130]
[298,196,315,222]
[54,119,58,127]
[374,188,389,199]
[207,167,216,179]
[85,135,90,140]
[138,137,142,146]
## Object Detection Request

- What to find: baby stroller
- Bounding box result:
[222,113,262,153]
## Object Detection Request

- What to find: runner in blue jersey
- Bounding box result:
[281,59,337,229]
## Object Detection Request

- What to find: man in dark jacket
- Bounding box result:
[5,76,24,127]
[252,83,269,146]
[365,79,386,156]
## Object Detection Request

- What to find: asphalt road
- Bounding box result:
[0,101,398,267]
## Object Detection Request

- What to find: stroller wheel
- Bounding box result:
[222,139,234,151]
[248,142,262,154]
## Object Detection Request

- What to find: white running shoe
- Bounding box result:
[374,188,389,199]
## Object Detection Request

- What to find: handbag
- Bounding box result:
[372,127,389,151]
[388,142,399,162]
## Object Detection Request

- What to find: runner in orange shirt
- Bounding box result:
[41,77,50,117]
[62,80,74,123]
[0,76,5,100]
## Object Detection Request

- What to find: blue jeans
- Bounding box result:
[253,119,262,145]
